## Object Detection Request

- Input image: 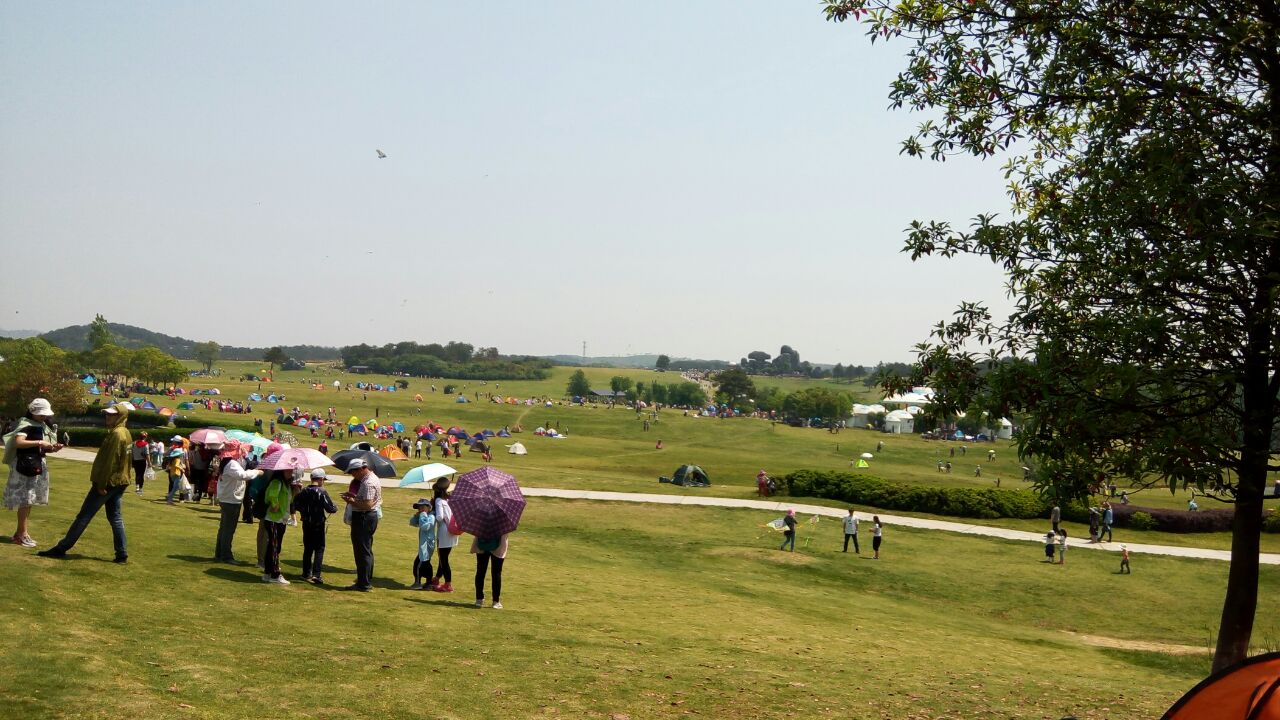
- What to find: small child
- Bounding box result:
[293,469,338,584]
[409,498,438,590]
[1057,528,1068,565]
[164,445,186,505]
[1044,531,1057,562]
[1120,544,1131,574]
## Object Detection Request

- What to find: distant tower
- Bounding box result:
[582,341,587,361]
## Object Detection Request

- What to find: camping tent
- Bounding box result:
[508,442,527,455]
[1164,651,1280,719]
[380,444,408,461]
[249,393,262,401]
[497,429,511,438]
[670,464,710,487]
[455,395,469,403]
[884,410,915,434]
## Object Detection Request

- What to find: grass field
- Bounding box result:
[4,459,1278,719]
[121,360,1280,553]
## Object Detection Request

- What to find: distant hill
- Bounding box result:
[39,323,340,361]
[543,354,729,370]
[0,329,43,339]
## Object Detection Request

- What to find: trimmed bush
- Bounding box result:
[170,416,257,434]
[1263,512,1280,534]
[783,469,1050,520]
[1129,511,1157,531]
[1110,503,1235,532]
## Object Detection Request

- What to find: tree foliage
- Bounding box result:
[0,338,86,418]
[193,341,220,373]
[566,369,591,398]
[782,387,854,425]
[712,368,757,406]
[655,354,671,371]
[825,0,1280,670]
[86,314,112,351]
[262,347,288,374]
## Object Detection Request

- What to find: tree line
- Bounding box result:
[340,341,551,381]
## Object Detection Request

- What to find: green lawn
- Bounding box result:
[106,360,1280,554]
[4,459,1276,719]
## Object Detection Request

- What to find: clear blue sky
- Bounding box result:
[0,1,1013,365]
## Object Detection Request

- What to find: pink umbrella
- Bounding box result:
[189,428,227,445]
[257,447,333,472]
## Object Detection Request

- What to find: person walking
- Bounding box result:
[164,441,186,505]
[131,431,150,495]
[1056,529,1068,565]
[780,509,797,552]
[472,533,509,609]
[341,458,381,592]
[293,468,337,584]
[1100,502,1114,543]
[1119,544,1131,574]
[1050,504,1061,533]
[432,483,458,592]
[871,516,883,559]
[38,404,132,563]
[4,398,63,547]
[842,507,860,554]
[214,440,261,563]
[408,498,437,589]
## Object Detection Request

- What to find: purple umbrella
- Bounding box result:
[450,466,526,539]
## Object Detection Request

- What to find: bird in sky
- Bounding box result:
[376,149,387,159]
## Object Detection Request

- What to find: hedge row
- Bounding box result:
[170,417,258,434]
[783,469,1048,520]
[782,469,1263,533]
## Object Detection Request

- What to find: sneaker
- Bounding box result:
[263,575,290,585]
[442,583,454,593]
[409,581,422,590]
[474,599,484,608]
[492,602,503,609]
[309,576,323,585]
[37,549,66,558]
[113,555,128,564]
[19,535,37,548]
[344,584,371,592]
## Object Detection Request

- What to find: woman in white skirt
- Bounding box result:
[4,398,64,547]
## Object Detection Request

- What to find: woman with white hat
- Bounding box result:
[3,398,64,547]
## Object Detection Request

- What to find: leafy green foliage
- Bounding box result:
[566,369,591,397]
[655,354,671,371]
[782,387,854,424]
[712,368,756,406]
[86,314,112,350]
[825,0,1280,669]
[339,341,551,380]
[193,341,220,372]
[1129,512,1158,532]
[0,338,86,417]
[262,347,287,373]
[784,469,1047,520]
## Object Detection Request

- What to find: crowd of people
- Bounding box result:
[3,397,513,609]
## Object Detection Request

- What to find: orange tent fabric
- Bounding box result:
[1163,652,1280,719]
[379,445,408,461]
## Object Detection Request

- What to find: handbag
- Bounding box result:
[15,450,42,477]
[144,467,156,483]
[447,513,462,536]
[343,503,353,525]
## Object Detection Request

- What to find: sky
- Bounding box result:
[0,1,1015,366]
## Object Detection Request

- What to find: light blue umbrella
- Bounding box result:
[399,463,457,488]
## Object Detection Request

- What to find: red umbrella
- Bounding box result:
[450,466,526,539]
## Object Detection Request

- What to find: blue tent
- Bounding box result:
[276,407,285,414]
[481,429,495,437]
[387,386,397,392]
[496,429,511,438]
[350,423,367,435]
[447,428,468,438]
[81,375,96,385]
[141,401,157,410]
[131,396,146,405]
[421,432,437,441]
[953,430,966,439]
[248,393,262,401]
[392,421,404,432]
[455,395,469,403]
[267,394,278,403]
[89,387,101,395]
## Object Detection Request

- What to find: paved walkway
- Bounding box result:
[51,448,1277,565]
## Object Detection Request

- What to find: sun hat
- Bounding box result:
[104,401,136,414]
[412,497,432,509]
[218,439,245,459]
[27,398,54,416]
[310,468,327,480]
[170,435,183,443]
[787,509,796,516]
[347,458,367,470]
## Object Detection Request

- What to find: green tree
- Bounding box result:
[0,338,86,417]
[262,347,287,375]
[193,341,220,373]
[825,0,1279,670]
[566,369,591,398]
[609,376,634,396]
[84,343,131,379]
[712,368,756,407]
[655,354,671,371]
[129,347,187,386]
[86,314,112,350]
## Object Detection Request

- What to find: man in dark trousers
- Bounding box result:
[340,459,381,591]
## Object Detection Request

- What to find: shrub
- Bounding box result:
[783,469,1050,520]
[1129,511,1158,531]
[1263,511,1280,534]
[1110,503,1235,532]
[443,384,457,394]
[396,379,409,389]
[170,417,257,434]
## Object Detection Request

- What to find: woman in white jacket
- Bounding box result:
[431,485,458,592]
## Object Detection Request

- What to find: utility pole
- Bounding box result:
[582,341,586,361]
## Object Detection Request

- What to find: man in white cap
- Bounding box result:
[39,403,132,562]
[339,458,381,591]
[293,467,338,584]
[4,398,64,547]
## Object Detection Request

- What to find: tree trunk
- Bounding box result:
[1214,472,1263,671]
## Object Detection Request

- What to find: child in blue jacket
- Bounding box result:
[409,498,437,589]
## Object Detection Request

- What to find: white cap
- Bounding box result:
[310,468,327,480]
[346,458,367,470]
[27,398,54,416]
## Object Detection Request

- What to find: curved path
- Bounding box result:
[53,448,1278,565]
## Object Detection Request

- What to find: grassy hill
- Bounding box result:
[39,322,339,361]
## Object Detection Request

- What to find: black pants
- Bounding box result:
[264,522,286,578]
[434,546,452,583]
[350,511,379,589]
[872,536,882,553]
[133,460,148,489]
[843,533,860,553]
[241,497,255,524]
[475,553,504,602]
[412,556,434,584]
[301,522,326,578]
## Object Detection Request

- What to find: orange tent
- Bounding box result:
[1163,652,1280,719]
[379,444,408,461]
